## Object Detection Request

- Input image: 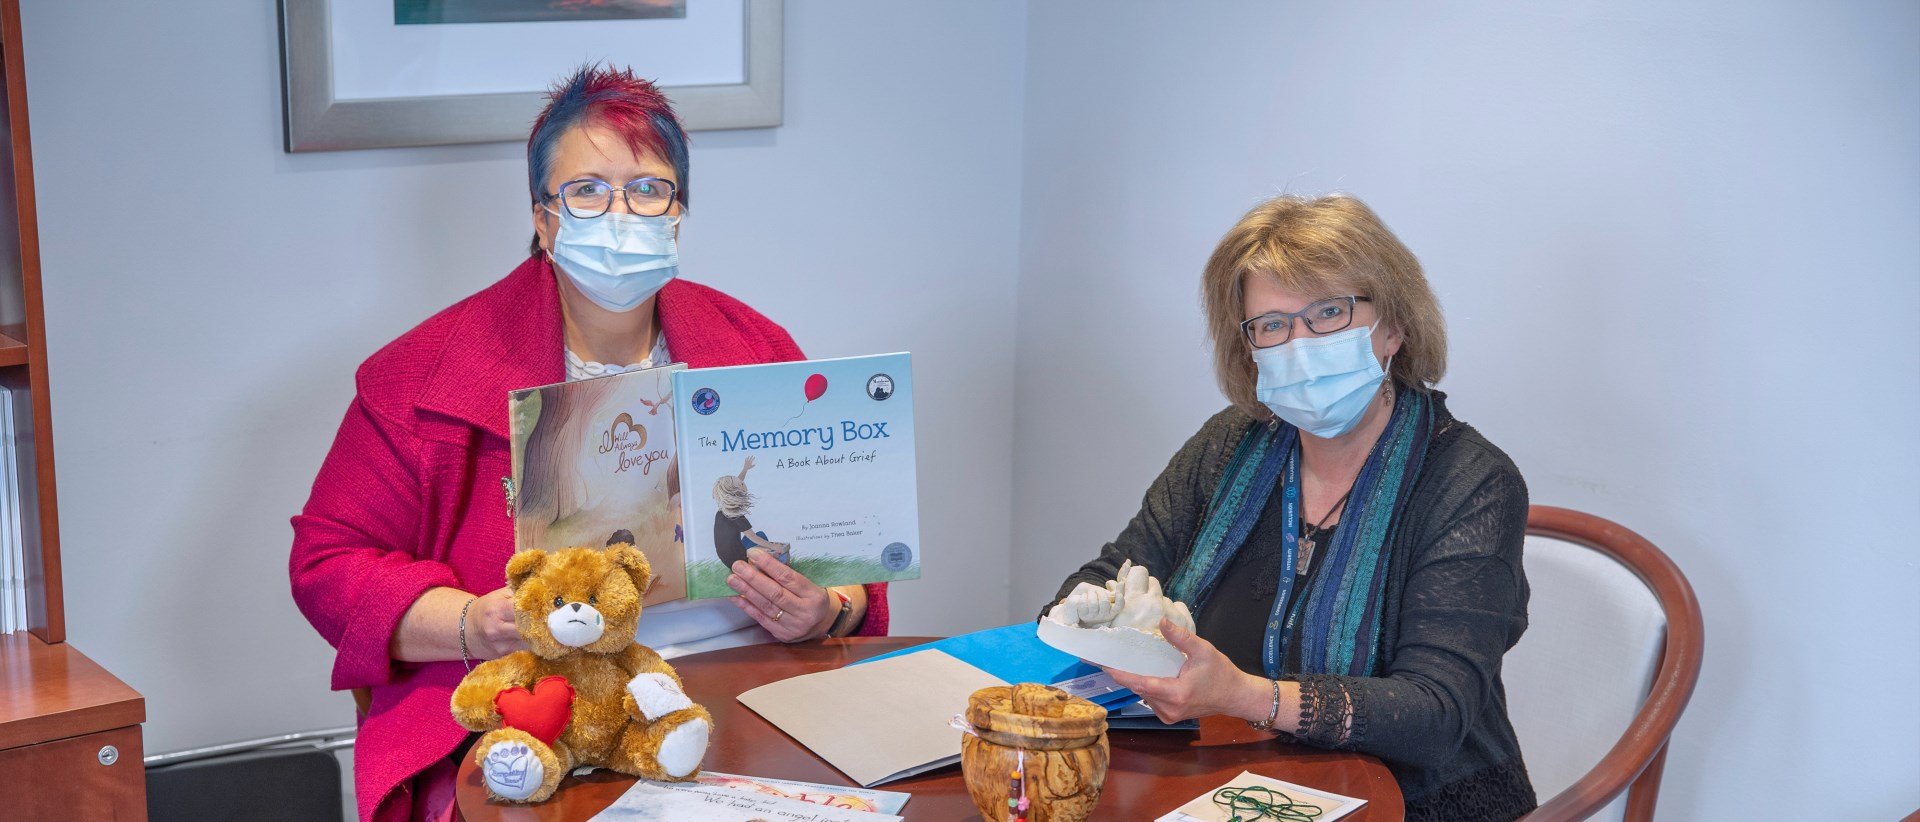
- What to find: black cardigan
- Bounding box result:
[1046,396,1538,822]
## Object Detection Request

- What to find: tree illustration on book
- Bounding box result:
[510,364,688,604]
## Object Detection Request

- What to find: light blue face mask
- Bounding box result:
[1253,324,1391,439]
[548,207,678,313]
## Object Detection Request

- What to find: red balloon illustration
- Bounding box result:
[804,373,828,402]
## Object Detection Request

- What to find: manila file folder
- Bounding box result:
[735,649,1005,787]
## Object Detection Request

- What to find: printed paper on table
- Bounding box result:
[1155,770,1367,822]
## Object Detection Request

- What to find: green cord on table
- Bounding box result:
[1212,785,1323,822]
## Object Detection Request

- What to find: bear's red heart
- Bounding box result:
[494,676,574,746]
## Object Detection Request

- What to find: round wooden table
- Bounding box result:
[458,637,1404,820]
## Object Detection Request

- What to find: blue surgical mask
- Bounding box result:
[548,208,678,313]
[1253,324,1390,438]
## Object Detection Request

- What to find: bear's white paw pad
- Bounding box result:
[481,741,545,801]
[657,718,710,778]
[627,672,693,721]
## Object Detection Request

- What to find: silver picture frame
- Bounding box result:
[278,0,782,153]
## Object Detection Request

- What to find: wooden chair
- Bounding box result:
[1509,506,1704,822]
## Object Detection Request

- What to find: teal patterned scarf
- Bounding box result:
[1169,386,1432,676]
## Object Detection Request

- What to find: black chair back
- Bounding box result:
[147,746,343,822]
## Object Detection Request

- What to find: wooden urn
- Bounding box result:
[961,683,1109,822]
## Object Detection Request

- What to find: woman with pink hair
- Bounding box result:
[289,65,888,822]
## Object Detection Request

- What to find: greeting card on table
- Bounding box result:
[509,363,688,605]
[672,353,920,600]
[587,780,902,822]
[691,773,910,815]
[1156,770,1367,822]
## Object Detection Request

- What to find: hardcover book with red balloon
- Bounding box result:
[671,353,921,599]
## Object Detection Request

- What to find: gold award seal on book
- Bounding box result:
[961,683,1109,822]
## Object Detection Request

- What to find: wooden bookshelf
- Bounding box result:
[0,328,24,368]
[0,0,148,817]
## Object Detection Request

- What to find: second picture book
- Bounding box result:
[509,363,688,605]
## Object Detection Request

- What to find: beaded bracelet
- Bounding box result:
[458,596,478,672]
[1248,679,1281,731]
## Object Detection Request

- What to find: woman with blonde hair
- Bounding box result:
[1046,194,1536,821]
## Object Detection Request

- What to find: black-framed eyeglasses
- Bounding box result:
[1241,296,1372,349]
[542,176,678,219]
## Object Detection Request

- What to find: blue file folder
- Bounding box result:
[851,622,1138,709]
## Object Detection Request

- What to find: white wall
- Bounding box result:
[1011,1,1918,819]
[17,0,1920,818]
[20,0,1026,761]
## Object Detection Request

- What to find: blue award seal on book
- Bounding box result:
[881,542,914,572]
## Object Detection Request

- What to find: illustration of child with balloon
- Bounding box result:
[673,353,921,600]
[710,454,792,569]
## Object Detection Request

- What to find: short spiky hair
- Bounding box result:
[526,64,690,209]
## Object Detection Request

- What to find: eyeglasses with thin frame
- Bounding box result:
[1241,296,1373,349]
[542,176,679,219]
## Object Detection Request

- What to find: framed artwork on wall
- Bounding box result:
[278,0,782,153]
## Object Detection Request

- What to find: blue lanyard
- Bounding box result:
[1260,445,1302,679]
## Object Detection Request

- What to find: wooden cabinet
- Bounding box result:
[0,726,145,820]
[0,0,149,818]
[0,635,145,820]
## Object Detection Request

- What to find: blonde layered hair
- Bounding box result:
[712,475,754,517]
[1202,194,1446,418]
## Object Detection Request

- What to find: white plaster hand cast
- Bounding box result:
[1047,560,1195,636]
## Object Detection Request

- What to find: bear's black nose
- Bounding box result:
[570,602,582,612]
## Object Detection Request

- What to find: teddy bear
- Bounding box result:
[451,543,713,803]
